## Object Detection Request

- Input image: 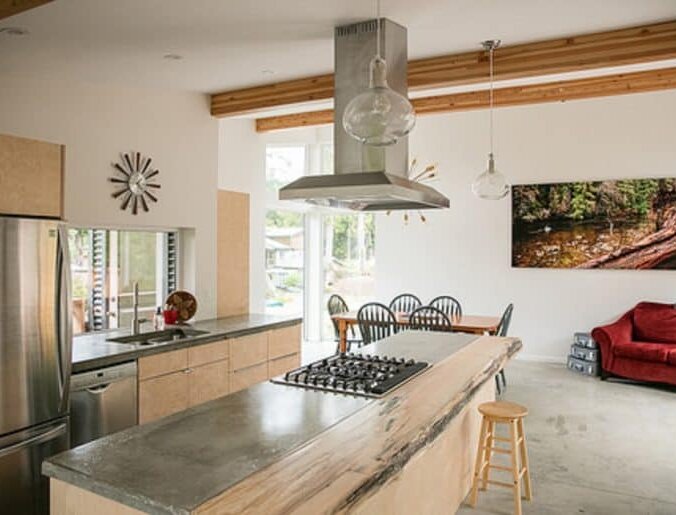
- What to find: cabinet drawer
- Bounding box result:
[230,363,268,393]
[138,371,189,424]
[188,340,229,368]
[229,332,268,371]
[268,324,302,360]
[189,360,229,407]
[138,349,188,380]
[268,353,300,379]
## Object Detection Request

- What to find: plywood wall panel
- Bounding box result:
[217,190,250,317]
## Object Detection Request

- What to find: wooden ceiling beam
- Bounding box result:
[0,0,53,20]
[212,19,676,117]
[255,67,676,132]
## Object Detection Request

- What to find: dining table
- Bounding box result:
[332,310,502,354]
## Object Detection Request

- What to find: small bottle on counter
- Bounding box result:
[153,307,165,330]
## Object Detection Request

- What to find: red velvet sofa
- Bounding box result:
[592,302,676,386]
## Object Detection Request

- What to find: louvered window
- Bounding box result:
[69,228,179,334]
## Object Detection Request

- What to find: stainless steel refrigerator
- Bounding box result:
[0,217,72,514]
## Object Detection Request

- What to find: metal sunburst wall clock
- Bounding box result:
[109,152,161,214]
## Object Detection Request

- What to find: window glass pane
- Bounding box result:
[68,228,176,334]
[322,213,376,341]
[266,146,306,193]
[116,231,160,330]
[265,210,304,316]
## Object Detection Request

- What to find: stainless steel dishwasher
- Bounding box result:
[70,362,138,448]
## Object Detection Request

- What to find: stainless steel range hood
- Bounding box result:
[279,19,449,211]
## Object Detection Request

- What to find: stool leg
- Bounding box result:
[518,418,533,501]
[469,417,488,507]
[509,420,522,515]
[481,420,495,491]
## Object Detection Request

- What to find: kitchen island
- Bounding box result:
[45,331,521,514]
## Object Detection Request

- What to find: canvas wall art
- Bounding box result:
[512,178,676,270]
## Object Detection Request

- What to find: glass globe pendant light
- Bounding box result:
[471,40,510,200]
[342,0,416,146]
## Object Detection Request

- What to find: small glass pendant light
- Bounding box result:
[342,0,416,146]
[472,40,510,200]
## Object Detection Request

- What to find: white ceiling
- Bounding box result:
[1,0,674,94]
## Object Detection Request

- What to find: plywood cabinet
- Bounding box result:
[137,324,302,424]
[0,133,64,218]
[231,363,268,393]
[268,353,301,379]
[268,324,302,360]
[138,349,188,380]
[138,370,190,424]
[230,332,268,371]
[189,360,229,406]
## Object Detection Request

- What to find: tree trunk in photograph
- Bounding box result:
[580,208,676,269]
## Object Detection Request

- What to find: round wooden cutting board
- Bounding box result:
[165,290,197,323]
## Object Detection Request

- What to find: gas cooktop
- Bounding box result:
[271,353,430,398]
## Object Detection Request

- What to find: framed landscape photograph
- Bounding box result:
[512,178,676,270]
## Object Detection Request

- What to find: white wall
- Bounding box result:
[376,90,676,361]
[0,76,219,318]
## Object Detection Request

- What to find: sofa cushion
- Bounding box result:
[633,302,676,343]
[668,349,676,367]
[613,341,670,364]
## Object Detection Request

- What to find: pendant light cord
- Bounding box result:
[376,0,381,58]
[489,43,494,155]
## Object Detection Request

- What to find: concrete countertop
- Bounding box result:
[72,313,303,373]
[45,332,485,514]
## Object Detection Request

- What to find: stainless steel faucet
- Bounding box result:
[131,281,148,335]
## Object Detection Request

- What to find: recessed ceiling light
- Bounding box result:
[0,27,29,36]
[163,53,183,61]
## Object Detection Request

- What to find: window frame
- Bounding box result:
[68,225,180,335]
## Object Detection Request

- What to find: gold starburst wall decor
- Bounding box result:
[386,158,439,224]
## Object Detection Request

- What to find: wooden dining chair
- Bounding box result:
[327,294,361,352]
[496,303,514,394]
[429,295,463,318]
[357,302,398,345]
[408,306,453,332]
[389,293,422,314]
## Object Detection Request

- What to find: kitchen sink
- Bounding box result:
[107,328,209,346]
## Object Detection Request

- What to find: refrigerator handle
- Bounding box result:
[55,225,73,413]
[0,422,67,459]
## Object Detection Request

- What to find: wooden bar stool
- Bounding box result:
[469,401,532,515]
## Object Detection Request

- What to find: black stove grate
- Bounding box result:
[270,353,430,398]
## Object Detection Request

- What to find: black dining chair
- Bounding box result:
[408,306,453,332]
[495,303,514,395]
[389,293,422,314]
[429,295,463,318]
[327,294,361,352]
[357,302,398,345]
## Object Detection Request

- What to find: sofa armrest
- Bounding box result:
[592,312,633,370]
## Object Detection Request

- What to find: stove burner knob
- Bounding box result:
[406,359,416,366]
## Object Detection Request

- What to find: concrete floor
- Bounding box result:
[458,361,676,515]
[302,343,676,514]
